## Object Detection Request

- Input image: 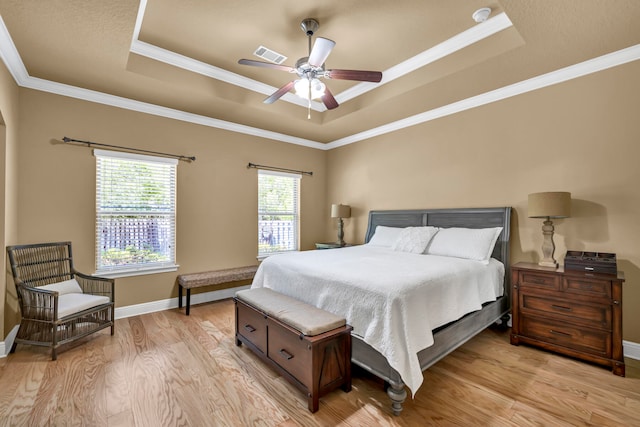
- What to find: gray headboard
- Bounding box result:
[364,206,512,268]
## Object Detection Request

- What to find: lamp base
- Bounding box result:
[337,218,345,247]
[538,260,558,268]
[539,218,559,268]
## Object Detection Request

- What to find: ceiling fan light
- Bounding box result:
[294,78,325,100]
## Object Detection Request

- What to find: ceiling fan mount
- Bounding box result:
[300,18,319,37]
[238,17,383,113]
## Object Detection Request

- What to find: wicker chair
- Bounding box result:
[6,242,115,360]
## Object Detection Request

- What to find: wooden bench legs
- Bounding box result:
[178,285,192,315]
[177,266,258,316]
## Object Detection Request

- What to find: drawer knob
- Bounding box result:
[244,324,256,333]
[613,300,620,305]
[279,349,294,360]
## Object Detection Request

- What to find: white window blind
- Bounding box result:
[258,169,300,257]
[95,149,177,276]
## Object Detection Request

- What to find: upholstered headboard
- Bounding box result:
[364,207,512,287]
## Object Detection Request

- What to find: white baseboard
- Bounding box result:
[0,325,19,358]
[623,340,640,361]
[114,284,250,319]
[0,286,248,357]
[4,297,640,362]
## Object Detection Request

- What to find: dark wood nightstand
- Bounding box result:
[510,262,626,376]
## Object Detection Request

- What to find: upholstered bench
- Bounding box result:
[177,265,258,315]
[234,288,352,412]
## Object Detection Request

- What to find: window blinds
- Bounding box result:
[95,149,177,274]
[258,169,300,256]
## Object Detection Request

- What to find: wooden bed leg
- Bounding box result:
[387,382,406,416]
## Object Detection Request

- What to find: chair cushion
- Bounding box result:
[40,278,83,295]
[58,293,111,318]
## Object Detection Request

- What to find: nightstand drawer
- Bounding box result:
[564,277,611,301]
[520,294,611,330]
[519,271,561,291]
[267,318,312,388]
[521,317,610,357]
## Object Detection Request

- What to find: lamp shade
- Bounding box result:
[331,204,351,218]
[528,192,571,218]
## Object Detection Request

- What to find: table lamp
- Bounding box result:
[528,191,571,267]
[331,204,351,247]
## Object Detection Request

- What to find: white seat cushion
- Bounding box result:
[40,278,83,295]
[58,293,111,318]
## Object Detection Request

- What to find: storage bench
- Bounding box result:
[234,288,352,412]
[177,265,258,315]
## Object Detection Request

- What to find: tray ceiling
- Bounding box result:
[0,0,639,148]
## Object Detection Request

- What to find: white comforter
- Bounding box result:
[251,245,504,396]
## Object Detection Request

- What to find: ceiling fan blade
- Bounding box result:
[238,59,295,73]
[308,37,335,67]
[321,87,339,110]
[327,69,383,83]
[264,81,296,104]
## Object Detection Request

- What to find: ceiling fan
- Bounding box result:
[238,18,383,114]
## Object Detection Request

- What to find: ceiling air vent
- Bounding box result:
[253,45,287,64]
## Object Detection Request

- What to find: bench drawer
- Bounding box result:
[267,318,312,388]
[236,301,267,354]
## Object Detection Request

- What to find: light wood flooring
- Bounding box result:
[1,299,639,426]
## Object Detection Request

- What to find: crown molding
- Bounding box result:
[336,12,513,104]
[1,15,639,151]
[130,0,513,111]
[0,14,28,84]
[130,39,324,112]
[19,71,325,150]
[326,43,640,149]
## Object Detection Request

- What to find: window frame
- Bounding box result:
[257,169,301,259]
[94,149,178,278]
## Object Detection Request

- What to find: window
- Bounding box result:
[258,170,300,257]
[95,149,177,277]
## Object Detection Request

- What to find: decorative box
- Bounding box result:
[564,251,617,274]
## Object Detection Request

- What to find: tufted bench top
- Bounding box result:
[178,265,258,289]
[235,287,346,336]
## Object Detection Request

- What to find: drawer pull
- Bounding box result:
[551,304,572,312]
[244,324,256,333]
[279,349,294,360]
[531,278,547,284]
[550,329,571,338]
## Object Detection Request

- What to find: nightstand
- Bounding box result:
[315,242,352,249]
[511,262,625,376]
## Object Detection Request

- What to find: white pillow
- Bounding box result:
[392,226,439,254]
[367,226,403,247]
[426,227,503,264]
[39,278,83,295]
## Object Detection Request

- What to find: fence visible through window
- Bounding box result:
[259,218,295,254]
[98,215,173,267]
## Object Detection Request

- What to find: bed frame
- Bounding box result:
[354,207,512,415]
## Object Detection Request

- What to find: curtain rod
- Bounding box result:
[62,136,196,162]
[247,162,313,176]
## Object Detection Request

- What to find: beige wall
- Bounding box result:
[4,57,640,347]
[0,59,19,339]
[326,60,640,343]
[12,89,327,314]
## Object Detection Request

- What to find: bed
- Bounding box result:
[251,207,512,415]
